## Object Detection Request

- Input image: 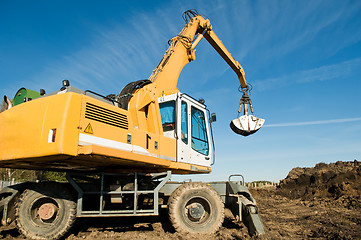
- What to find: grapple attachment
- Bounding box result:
[230,115,265,136]
[230,86,265,136]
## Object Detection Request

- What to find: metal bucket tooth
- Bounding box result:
[230,115,265,136]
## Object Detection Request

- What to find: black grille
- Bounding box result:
[85,103,128,129]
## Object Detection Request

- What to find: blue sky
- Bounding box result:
[1,0,360,182]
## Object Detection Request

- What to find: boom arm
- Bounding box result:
[196,25,248,89]
[148,12,248,94]
[128,10,264,136]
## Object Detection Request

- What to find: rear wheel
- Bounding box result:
[168,182,224,234]
[15,183,76,239]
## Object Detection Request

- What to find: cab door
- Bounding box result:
[176,95,212,167]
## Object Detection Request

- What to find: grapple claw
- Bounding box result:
[230,115,265,136]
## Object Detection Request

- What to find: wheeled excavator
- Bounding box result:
[0,10,265,239]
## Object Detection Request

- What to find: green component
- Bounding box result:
[13,88,41,106]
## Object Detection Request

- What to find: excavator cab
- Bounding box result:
[159,92,213,168]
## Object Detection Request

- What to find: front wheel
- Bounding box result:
[15,183,76,240]
[168,182,224,234]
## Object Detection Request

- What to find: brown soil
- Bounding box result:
[253,160,361,240]
[1,161,360,239]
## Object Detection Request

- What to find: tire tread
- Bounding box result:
[14,182,76,240]
[168,182,224,234]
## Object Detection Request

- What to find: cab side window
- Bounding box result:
[159,101,175,132]
[191,107,209,155]
[181,101,188,144]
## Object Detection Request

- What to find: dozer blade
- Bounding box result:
[230,115,265,136]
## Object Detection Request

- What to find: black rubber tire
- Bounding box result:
[15,182,76,240]
[168,182,224,234]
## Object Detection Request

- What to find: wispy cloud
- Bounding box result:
[254,58,361,91]
[264,117,361,128]
[30,9,179,93]
[240,1,361,61]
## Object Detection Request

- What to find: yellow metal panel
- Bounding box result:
[79,96,132,143]
[169,161,211,174]
[78,145,170,167]
[158,135,176,160]
[132,129,159,157]
[0,92,82,161]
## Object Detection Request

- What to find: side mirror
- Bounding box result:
[210,113,217,123]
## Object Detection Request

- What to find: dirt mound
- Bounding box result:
[276,160,361,206]
[251,160,361,239]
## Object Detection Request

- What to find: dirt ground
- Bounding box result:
[1,160,360,239]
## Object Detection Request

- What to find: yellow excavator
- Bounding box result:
[0,10,265,239]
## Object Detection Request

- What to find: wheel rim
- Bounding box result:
[38,203,58,221]
[184,196,211,225]
[30,197,60,225]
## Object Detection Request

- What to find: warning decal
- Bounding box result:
[84,123,93,134]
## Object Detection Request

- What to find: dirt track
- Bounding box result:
[1,161,360,239]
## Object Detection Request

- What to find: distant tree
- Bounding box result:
[0,168,37,182]
[40,171,67,182]
[0,169,66,183]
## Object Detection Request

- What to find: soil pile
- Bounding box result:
[276,160,361,204]
[254,160,361,239]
